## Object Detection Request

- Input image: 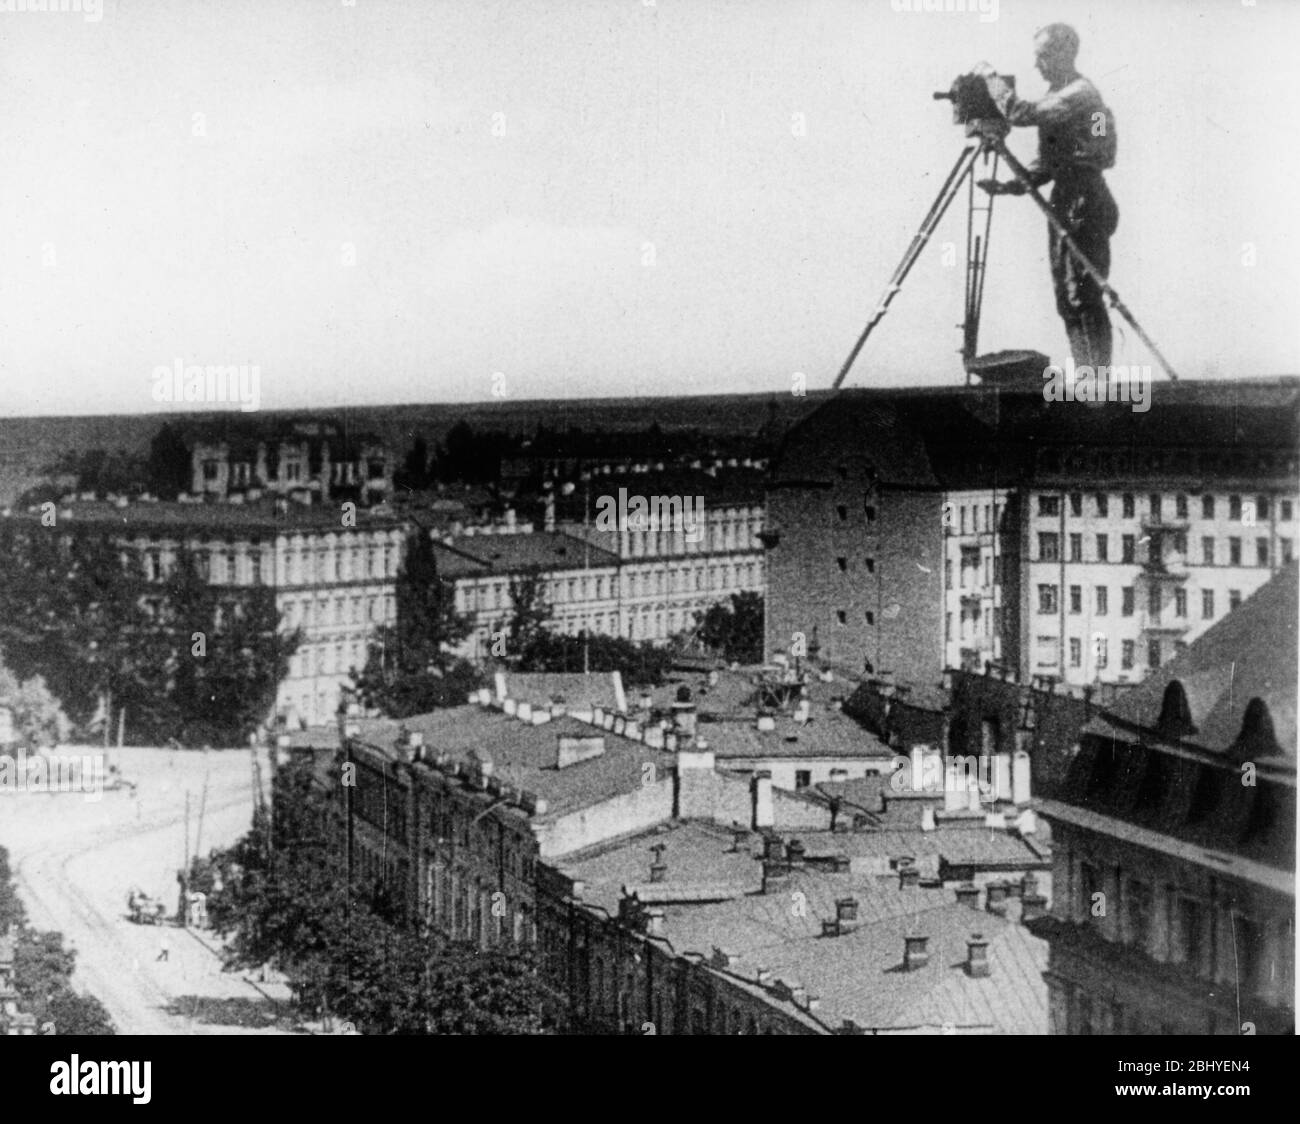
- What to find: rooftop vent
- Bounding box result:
[903,934,930,971]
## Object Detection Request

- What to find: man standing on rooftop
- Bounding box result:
[975,24,1119,369]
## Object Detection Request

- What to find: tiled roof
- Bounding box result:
[3,499,406,534]
[496,672,627,712]
[431,530,619,578]
[792,825,1050,867]
[350,705,674,821]
[659,870,1048,1033]
[697,714,894,761]
[1086,562,1298,759]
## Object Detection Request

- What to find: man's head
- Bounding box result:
[1033,23,1080,84]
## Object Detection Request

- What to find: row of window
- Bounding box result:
[1036,531,1291,566]
[288,638,373,679]
[144,542,399,585]
[1037,491,1293,523]
[459,563,762,613]
[623,519,762,557]
[284,593,395,630]
[1037,584,1241,619]
[1037,634,1183,671]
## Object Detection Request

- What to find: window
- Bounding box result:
[1257,496,1270,520]
[1035,635,1059,667]
[836,557,847,572]
[1175,494,1188,519]
[251,552,262,585]
[1122,587,1135,616]
[226,552,238,583]
[1070,493,1083,517]
[1095,636,1109,669]
[835,610,846,624]
[1096,494,1109,517]
[1202,495,1215,519]
[1039,532,1060,562]
[1125,880,1152,952]
[1121,640,1135,670]
[1122,535,1136,563]
[1283,539,1293,563]
[1202,536,1214,565]
[836,505,847,522]
[864,610,874,624]
[864,557,875,573]
[945,560,953,589]
[1229,495,1242,520]
[1069,533,1083,562]
[1096,534,1108,562]
[1256,538,1269,566]
[1149,493,1161,521]
[1202,589,1214,619]
[1038,584,1058,614]
[794,770,812,789]
[1282,500,1293,521]
[864,505,876,523]
[1038,495,1060,517]
[1122,494,1135,518]
[1229,589,1242,610]
[1229,537,1241,565]
[1148,586,1161,617]
[1069,585,1082,614]
[1069,638,1082,668]
[1174,588,1187,617]
[1176,898,1204,973]
[1148,640,1161,669]
[1096,586,1108,615]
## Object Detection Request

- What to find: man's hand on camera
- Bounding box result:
[978,178,1027,197]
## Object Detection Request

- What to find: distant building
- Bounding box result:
[766,381,1299,689]
[0,932,37,1036]
[1036,563,1296,1034]
[4,499,408,728]
[182,417,393,507]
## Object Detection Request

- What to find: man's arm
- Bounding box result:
[969,62,1058,190]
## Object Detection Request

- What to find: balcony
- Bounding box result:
[1140,558,1189,582]
[1141,618,1189,636]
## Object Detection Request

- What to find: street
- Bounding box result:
[1,746,295,1035]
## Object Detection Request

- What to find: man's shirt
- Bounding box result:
[985,72,1117,184]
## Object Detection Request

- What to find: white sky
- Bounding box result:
[1,0,1297,417]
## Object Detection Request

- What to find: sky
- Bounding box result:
[1,0,1298,417]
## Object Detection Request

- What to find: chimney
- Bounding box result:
[730,826,750,853]
[903,934,930,971]
[794,698,811,725]
[1022,893,1048,922]
[1020,872,1039,899]
[494,671,508,701]
[834,896,860,935]
[649,843,668,883]
[898,862,921,891]
[756,966,774,986]
[786,839,807,869]
[671,686,697,738]
[966,933,990,978]
[986,880,1009,906]
[762,834,784,861]
[516,701,533,723]
[753,772,775,829]
[646,908,665,937]
[955,883,981,910]
[920,805,937,832]
[755,711,776,733]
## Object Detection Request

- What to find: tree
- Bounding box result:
[0,658,71,747]
[206,761,556,1033]
[504,572,551,661]
[696,592,765,665]
[518,632,672,687]
[0,845,115,1035]
[393,436,433,493]
[350,530,479,718]
[144,423,192,500]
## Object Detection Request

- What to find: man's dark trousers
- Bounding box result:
[1049,169,1119,369]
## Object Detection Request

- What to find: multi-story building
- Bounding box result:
[183,417,393,507]
[555,469,766,645]
[6,499,408,728]
[434,531,623,661]
[1036,562,1296,1034]
[767,380,1299,691]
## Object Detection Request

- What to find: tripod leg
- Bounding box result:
[832,143,983,390]
[992,139,1181,383]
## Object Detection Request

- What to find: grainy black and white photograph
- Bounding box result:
[0,0,1294,1092]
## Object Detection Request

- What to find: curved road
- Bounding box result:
[3,748,294,1035]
